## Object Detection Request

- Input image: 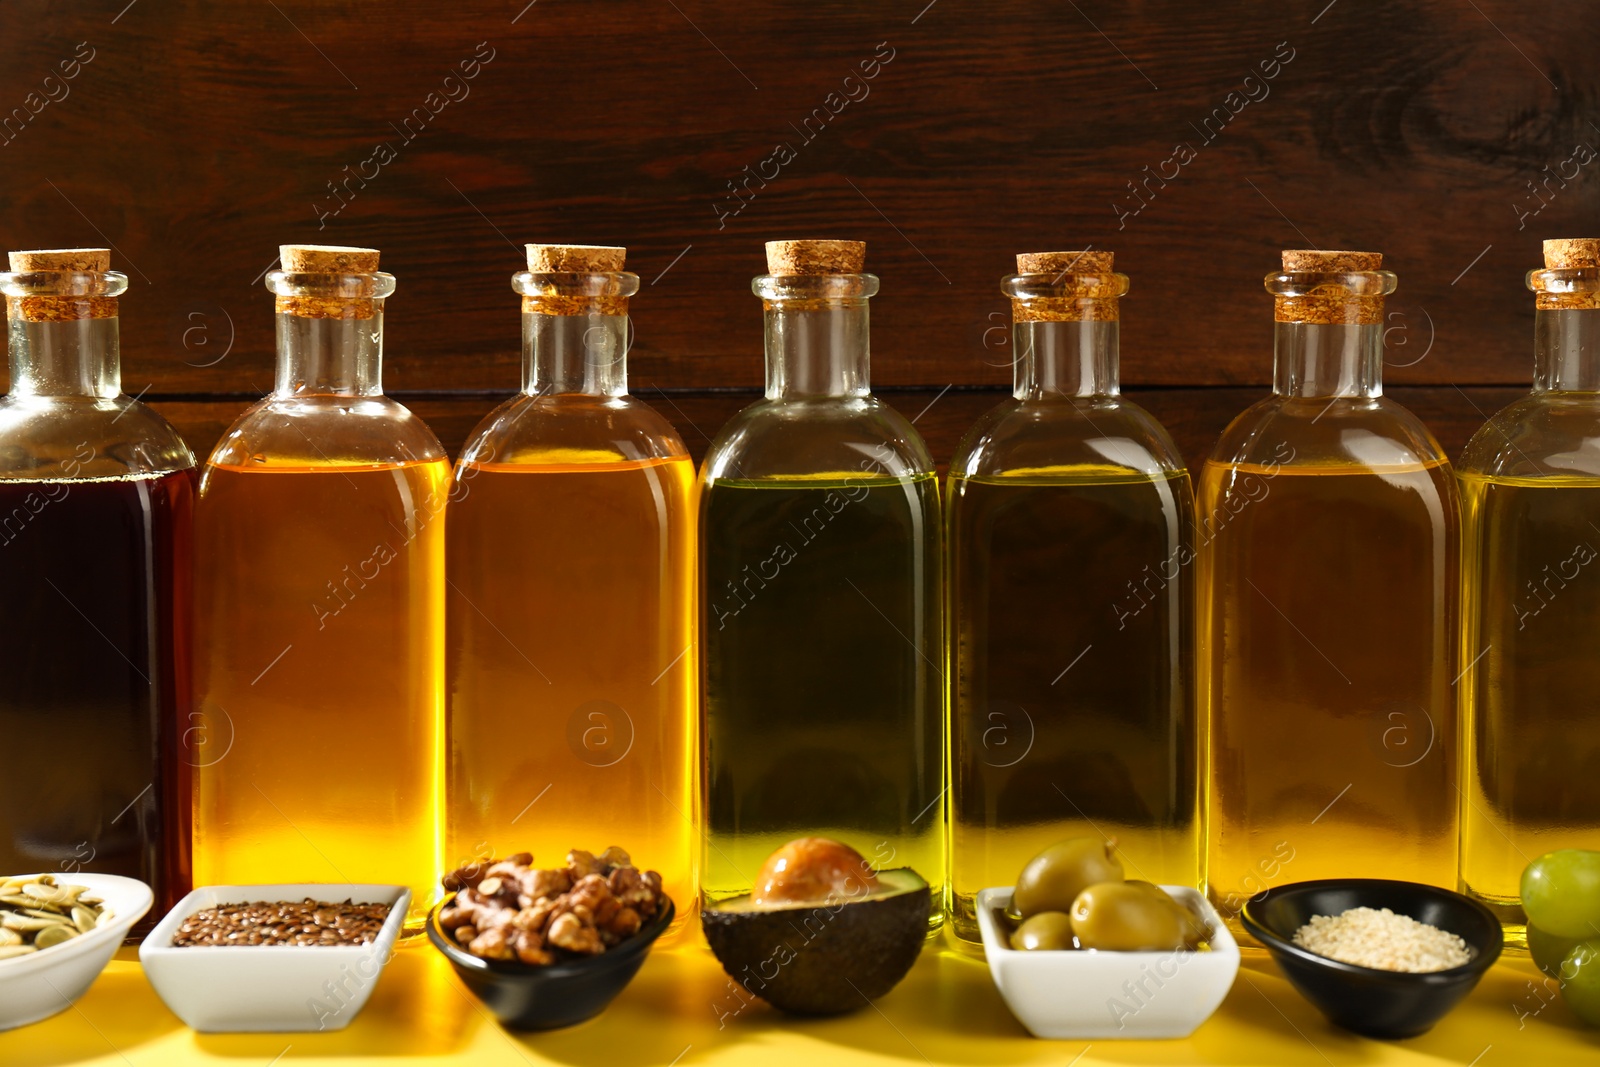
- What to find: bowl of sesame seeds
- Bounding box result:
[1242,879,1503,1039]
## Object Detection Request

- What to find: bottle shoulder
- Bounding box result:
[950,395,1187,479]
[0,394,195,479]
[205,394,446,468]
[1207,394,1450,472]
[458,393,688,467]
[701,395,935,482]
[1457,392,1600,479]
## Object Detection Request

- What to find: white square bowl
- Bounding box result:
[139,883,411,1032]
[0,873,154,1031]
[977,885,1239,1040]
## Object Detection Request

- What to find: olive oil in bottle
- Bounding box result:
[700,241,944,924]
[1460,239,1600,945]
[947,251,1198,945]
[1199,250,1459,933]
[446,245,696,930]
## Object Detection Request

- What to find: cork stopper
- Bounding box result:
[275,245,382,319]
[1281,249,1383,273]
[1016,250,1114,275]
[1543,239,1600,270]
[519,244,632,316]
[1533,239,1600,310]
[9,248,111,273]
[280,244,380,274]
[526,244,626,273]
[1274,249,1387,325]
[765,240,865,276]
[1008,250,1124,323]
[5,247,117,322]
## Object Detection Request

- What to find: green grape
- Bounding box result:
[1522,850,1600,939]
[1560,940,1600,1027]
[1529,923,1583,979]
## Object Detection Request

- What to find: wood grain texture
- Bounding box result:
[0,1,1595,399]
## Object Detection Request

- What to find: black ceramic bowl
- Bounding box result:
[1242,879,1503,1040]
[427,894,674,1030]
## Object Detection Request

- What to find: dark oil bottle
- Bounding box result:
[0,248,195,930]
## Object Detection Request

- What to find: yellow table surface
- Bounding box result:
[4,934,1596,1066]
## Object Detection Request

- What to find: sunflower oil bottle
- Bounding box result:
[1199,250,1459,933]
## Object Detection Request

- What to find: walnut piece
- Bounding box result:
[439,847,667,967]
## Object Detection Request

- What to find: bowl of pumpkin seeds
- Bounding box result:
[0,871,153,1031]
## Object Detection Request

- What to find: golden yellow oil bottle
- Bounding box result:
[445,245,695,930]
[192,245,447,932]
[947,251,1197,945]
[1460,238,1600,945]
[1200,250,1459,933]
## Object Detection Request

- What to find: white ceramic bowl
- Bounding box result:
[977,885,1239,1039]
[140,883,411,1032]
[0,872,154,1031]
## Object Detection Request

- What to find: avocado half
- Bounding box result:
[701,867,930,1015]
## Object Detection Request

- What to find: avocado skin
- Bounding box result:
[701,880,930,1015]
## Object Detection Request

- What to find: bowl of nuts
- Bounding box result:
[0,872,153,1031]
[428,848,673,1030]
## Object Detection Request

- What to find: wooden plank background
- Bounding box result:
[0,1,1594,469]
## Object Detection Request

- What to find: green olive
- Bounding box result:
[1070,881,1188,952]
[1010,910,1076,951]
[1012,838,1124,919]
[1123,880,1210,947]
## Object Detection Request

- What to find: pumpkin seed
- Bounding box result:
[33,924,77,949]
[21,909,72,924]
[0,874,107,957]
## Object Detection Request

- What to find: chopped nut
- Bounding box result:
[445,849,667,967]
[468,927,514,960]
[547,912,604,955]
[567,849,603,879]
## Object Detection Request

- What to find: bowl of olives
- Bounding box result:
[976,838,1238,1040]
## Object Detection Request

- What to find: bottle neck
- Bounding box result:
[1272,321,1383,398]
[764,302,870,400]
[1533,307,1600,393]
[273,305,384,397]
[523,310,628,396]
[1012,319,1119,399]
[6,315,121,399]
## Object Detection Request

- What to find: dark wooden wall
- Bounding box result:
[1,1,1595,469]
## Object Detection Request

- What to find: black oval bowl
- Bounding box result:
[1242,878,1503,1040]
[427,893,674,1031]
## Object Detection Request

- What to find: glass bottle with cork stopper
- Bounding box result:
[1198,249,1459,935]
[1459,238,1600,945]
[445,244,696,933]
[699,240,944,924]
[191,244,449,933]
[0,247,195,931]
[946,250,1197,946]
